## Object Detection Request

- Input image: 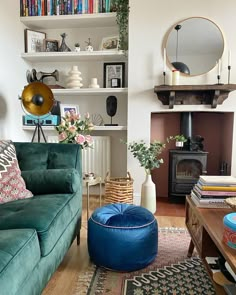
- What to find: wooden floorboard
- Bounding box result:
[42,196,186,295]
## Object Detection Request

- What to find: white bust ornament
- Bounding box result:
[85,38,93,52]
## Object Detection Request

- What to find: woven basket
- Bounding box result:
[225,197,236,211]
[104,172,134,204]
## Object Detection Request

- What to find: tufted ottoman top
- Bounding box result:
[90,203,156,228]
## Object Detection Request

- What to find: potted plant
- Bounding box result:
[171,134,187,147]
[126,138,170,213]
[74,42,80,52]
[113,0,129,51]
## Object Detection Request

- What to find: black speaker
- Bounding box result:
[104,96,118,126]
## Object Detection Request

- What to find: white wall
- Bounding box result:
[128,0,236,195]
[0,2,31,141]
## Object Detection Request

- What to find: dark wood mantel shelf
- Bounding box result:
[154,84,236,109]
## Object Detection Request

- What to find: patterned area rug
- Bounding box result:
[74,228,216,295]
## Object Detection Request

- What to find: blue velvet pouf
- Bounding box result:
[87,203,158,271]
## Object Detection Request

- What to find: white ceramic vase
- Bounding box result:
[74,46,80,52]
[141,174,156,214]
[89,78,100,88]
[66,65,83,89]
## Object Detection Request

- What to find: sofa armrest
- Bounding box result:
[21,168,80,195]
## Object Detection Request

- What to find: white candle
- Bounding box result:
[218,59,221,76]
[228,50,231,66]
[163,48,166,72]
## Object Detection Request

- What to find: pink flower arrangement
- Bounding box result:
[55,110,94,149]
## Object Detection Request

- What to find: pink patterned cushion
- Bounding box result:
[0,140,33,204]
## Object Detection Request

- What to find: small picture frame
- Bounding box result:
[103,62,125,88]
[100,36,119,51]
[44,39,59,52]
[60,104,79,117]
[111,78,121,88]
[24,29,46,53]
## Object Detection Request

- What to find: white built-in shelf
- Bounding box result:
[21,50,127,62]
[52,88,128,96]
[22,125,127,131]
[92,126,127,131]
[20,13,117,29]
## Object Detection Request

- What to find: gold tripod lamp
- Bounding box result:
[20,81,55,142]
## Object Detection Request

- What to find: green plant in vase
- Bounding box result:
[126,138,171,214]
[169,134,187,147]
[127,140,167,175]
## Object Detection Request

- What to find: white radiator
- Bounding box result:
[82,136,111,182]
[47,135,111,182]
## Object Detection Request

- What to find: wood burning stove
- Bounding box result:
[168,150,208,203]
[168,111,208,203]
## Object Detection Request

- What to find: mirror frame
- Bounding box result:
[165,17,225,76]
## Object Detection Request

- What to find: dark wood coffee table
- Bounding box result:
[185,196,236,294]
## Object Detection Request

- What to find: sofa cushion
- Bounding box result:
[21,168,80,195]
[0,140,33,204]
[0,192,81,257]
[14,142,81,172]
[0,229,40,295]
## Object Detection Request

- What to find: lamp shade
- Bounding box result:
[21,82,54,116]
[172,62,190,75]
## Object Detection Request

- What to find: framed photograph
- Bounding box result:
[100,36,119,51]
[60,104,79,117]
[103,62,125,88]
[44,39,59,52]
[24,29,46,53]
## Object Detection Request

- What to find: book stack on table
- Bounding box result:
[190,175,236,208]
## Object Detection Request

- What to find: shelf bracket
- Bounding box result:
[169,91,175,109]
[211,89,220,109]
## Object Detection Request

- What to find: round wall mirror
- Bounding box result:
[166,17,224,76]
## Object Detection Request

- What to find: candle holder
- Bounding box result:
[228,65,231,84]
[162,71,166,85]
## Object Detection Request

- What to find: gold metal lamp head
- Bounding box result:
[21,82,54,116]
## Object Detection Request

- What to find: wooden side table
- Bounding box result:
[185,196,235,294]
[83,176,102,221]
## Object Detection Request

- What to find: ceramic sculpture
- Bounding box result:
[59,33,71,52]
[66,66,83,89]
[85,38,93,52]
[89,78,100,88]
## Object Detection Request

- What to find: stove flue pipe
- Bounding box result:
[180,112,192,139]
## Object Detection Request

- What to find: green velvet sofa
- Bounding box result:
[0,142,82,295]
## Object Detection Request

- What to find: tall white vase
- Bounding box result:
[141,174,156,214]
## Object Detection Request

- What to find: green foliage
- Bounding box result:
[169,134,187,142]
[114,0,129,51]
[127,140,168,174]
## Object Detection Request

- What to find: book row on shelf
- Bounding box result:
[20,0,116,17]
[190,175,236,208]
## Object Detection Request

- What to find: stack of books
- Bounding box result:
[20,0,116,17]
[191,175,236,208]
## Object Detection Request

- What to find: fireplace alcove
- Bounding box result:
[151,111,234,201]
